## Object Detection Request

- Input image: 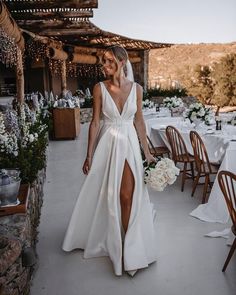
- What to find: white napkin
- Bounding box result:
[205,228,235,246]
[204,228,231,239]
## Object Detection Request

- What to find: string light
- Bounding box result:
[48,59,63,76]
[0,28,18,67]
[26,39,48,62]
[77,64,104,79]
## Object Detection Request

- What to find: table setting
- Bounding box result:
[144,103,236,226]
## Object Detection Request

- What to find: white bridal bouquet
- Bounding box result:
[144,158,180,191]
[183,102,213,125]
[163,96,184,110]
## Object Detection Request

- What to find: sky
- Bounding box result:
[93,0,236,44]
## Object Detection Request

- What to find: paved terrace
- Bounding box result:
[31,124,236,295]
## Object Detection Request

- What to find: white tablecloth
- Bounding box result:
[151,124,236,164]
[190,141,236,223]
[147,120,236,223]
[146,117,182,147]
[145,115,236,243]
[143,108,171,121]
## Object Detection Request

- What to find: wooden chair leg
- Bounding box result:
[222,238,236,272]
[181,162,187,192]
[191,172,200,197]
[202,174,209,204]
[190,162,195,180]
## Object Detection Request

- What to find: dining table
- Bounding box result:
[146,115,236,222]
[144,111,236,244]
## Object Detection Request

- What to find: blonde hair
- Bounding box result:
[102,45,129,76]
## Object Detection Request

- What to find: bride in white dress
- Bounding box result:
[62,45,157,276]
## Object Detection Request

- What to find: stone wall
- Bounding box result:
[148,42,236,89]
[0,170,45,295]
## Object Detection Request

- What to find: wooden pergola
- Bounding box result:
[3,0,170,50]
[1,0,172,97]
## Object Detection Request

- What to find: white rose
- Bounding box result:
[165,168,177,184]
[29,134,34,142]
[164,158,176,169]
[191,112,197,120]
[198,108,205,117]
[156,160,168,170]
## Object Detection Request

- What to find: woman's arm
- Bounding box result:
[83,83,102,174]
[134,84,155,164]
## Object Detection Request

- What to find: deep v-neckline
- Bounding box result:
[102,82,134,116]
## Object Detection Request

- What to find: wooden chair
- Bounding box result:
[146,135,170,158]
[166,126,195,191]
[190,130,220,203]
[218,170,236,272]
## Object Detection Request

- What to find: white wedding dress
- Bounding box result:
[62,82,157,276]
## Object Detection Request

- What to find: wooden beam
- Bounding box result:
[69,53,98,64]
[17,19,99,33]
[17,19,64,29]
[0,2,24,50]
[129,57,141,63]
[5,0,98,10]
[40,28,100,36]
[12,10,93,20]
[49,47,68,61]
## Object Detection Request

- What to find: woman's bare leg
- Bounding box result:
[120,160,134,233]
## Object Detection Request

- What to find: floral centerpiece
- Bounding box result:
[53,90,80,108]
[143,157,180,191]
[0,99,49,184]
[75,88,93,108]
[183,102,213,125]
[163,96,184,112]
[142,99,154,109]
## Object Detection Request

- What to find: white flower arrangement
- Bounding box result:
[53,90,80,108]
[5,109,21,138]
[183,102,213,125]
[1,100,50,184]
[142,99,154,109]
[0,113,18,156]
[144,158,180,191]
[163,96,184,110]
[75,88,93,108]
[21,131,38,148]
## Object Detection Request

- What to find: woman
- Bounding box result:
[62,46,157,276]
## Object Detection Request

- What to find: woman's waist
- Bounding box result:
[102,119,134,126]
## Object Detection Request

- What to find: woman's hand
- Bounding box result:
[82,157,92,175]
[145,153,156,165]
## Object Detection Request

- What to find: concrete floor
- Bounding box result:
[31,123,236,295]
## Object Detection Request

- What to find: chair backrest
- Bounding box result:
[147,135,156,151]
[189,130,212,173]
[218,170,236,228]
[166,125,189,162]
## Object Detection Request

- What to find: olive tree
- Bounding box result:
[187,53,236,114]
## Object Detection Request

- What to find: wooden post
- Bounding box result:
[143,50,149,91]
[16,48,24,103]
[61,60,67,92]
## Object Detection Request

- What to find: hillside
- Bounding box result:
[148,42,236,89]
